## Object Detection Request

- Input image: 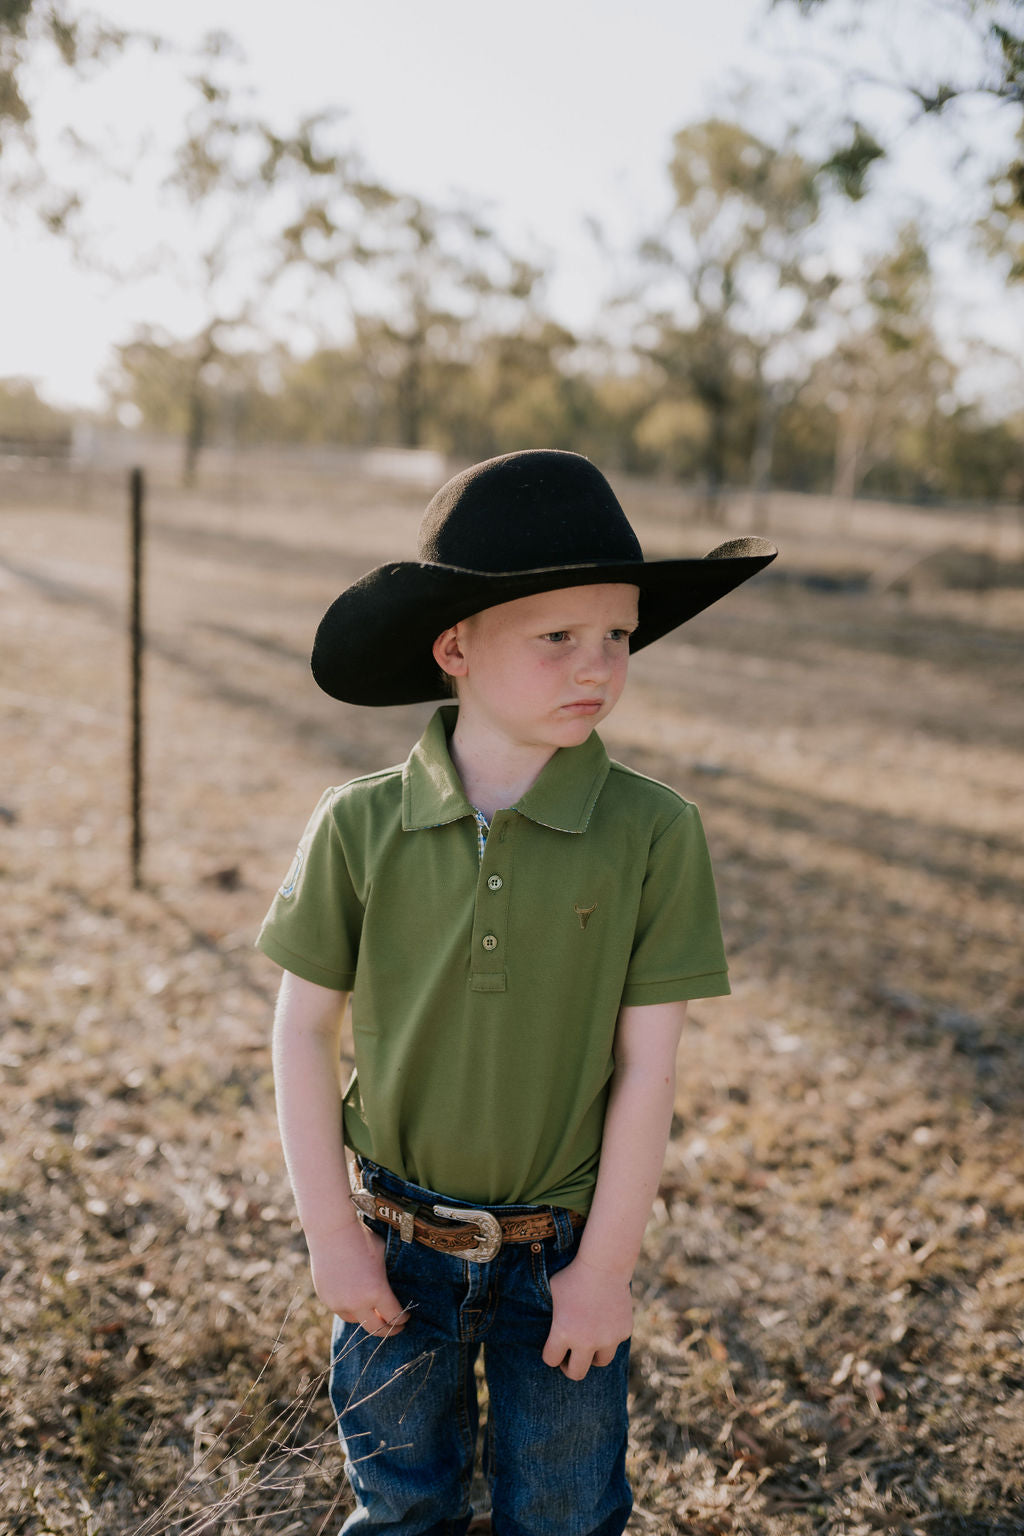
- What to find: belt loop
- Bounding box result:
[551,1206,578,1251]
[357,1155,378,1193]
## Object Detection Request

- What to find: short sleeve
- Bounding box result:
[255,789,363,990]
[620,800,729,1006]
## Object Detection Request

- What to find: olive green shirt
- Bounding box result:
[257,706,729,1212]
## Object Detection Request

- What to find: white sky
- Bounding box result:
[2,0,1022,410]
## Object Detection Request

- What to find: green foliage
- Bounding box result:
[780,0,1024,135]
[103,197,1024,509]
[0,0,139,245]
[49,12,77,66]
[990,15,1024,99]
[0,0,35,38]
[0,1,132,122]
[0,62,27,129]
[0,375,71,438]
[634,397,711,479]
[631,120,834,499]
[105,331,203,436]
[932,406,1024,500]
[669,118,820,233]
[776,0,1024,252]
[821,122,886,201]
[102,313,1024,505]
[979,127,1024,275]
[771,397,837,491]
[0,0,34,140]
[3,9,1019,507]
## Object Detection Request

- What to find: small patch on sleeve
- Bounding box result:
[279,846,304,898]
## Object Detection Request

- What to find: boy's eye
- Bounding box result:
[543,631,568,643]
[609,629,632,643]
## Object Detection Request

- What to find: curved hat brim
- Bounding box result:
[312,537,777,707]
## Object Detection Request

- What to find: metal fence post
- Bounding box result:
[129,466,145,889]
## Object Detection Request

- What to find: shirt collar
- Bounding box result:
[403,705,611,836]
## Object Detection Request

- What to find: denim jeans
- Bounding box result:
[328,1159,632,1536]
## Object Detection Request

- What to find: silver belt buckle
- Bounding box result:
[351,1187,416,1243]
[433,1204,502,1263]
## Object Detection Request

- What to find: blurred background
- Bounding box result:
[3,0,1024,503]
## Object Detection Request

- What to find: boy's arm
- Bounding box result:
[272,970,407,1335]
[542,999,687,1380]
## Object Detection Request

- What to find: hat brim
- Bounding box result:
[312,537,777,706]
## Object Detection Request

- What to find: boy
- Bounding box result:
[258,450,775,1536]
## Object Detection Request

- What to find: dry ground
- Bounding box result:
[1,458,1023,1535]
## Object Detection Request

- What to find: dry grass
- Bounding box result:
[1,459,1022,1534]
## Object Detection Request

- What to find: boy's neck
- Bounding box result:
[448,716,557,823]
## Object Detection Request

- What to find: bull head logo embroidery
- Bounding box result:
[573,903,597,931]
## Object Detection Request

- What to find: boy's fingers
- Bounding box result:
[356,1306,407,1336]
[559,1348,592,1382]
[375,1296,410,1329]
[541,1331,566,1369]
[543,1333,596,1380]
[346,1289,410,1335]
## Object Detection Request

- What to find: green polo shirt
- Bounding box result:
[257,706,729,1213]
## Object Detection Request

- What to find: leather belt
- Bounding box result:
[351,1187,584,1264]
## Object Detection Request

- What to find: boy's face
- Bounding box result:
[434,583,640,755]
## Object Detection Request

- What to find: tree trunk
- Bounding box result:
[832,404,867,503]
[703,396,728,521]
[182,329,219,489]
[749,382,779,530]
[396,340,424,448]
[183,384,205,489]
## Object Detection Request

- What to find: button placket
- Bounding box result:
[472,812,512,991]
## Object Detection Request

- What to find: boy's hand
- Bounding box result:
[307,1218,409,1337]
[541,1254,633,1380]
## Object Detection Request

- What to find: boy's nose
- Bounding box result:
[575,642,614,684]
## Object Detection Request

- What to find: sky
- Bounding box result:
[2,0,1022,411]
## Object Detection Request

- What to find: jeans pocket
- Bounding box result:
[382,1222,419,1291]
[530,1226,582,1310]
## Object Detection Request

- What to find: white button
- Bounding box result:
[481,934,498,952]
[487,874,503,891]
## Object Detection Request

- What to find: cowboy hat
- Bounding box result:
[312,449,777,706]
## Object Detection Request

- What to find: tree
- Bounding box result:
[270,346,383,446]
[121,67,396,483]
[2,10,403,480]
[978,125,1024,279]
[0,0,158,233]
[0,373,70,442]
[932,404,1024,501]
[806,225,955,502]
[1,1,127,153]
[429,317,584,460]
[629,120,836,506]
[776,0,1024,207]
[94,30,552,474]
[104,324,287,474]
[279,185,545,451]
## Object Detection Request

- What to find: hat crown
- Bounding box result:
[418,449,643,573]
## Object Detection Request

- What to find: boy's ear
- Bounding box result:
[432,625,469,679]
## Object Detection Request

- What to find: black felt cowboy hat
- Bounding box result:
[312,449,777,706]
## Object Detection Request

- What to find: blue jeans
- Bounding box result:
[328,1160,632,1536]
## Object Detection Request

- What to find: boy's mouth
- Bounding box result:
[561,699,604,715]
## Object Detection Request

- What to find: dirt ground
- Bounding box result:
[1,457,1023,1535]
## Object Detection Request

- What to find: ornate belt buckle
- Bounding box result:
[433,1204,502,1263]
[351,1187,416,1243]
